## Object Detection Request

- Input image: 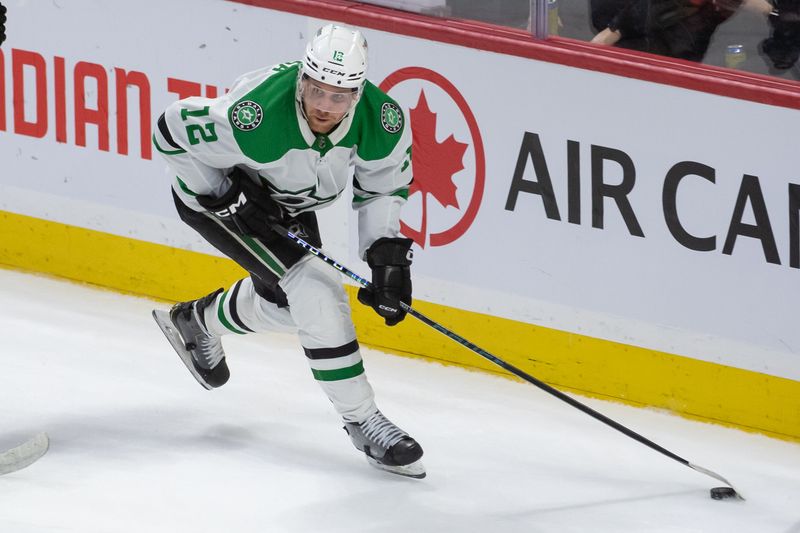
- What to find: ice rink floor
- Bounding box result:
[1,267,799,533]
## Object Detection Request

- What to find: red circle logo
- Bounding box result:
[380,67,485,247]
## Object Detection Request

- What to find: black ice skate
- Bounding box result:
[152,289,230,390]
[344,410,425,479]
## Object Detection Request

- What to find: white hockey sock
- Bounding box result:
[317,374,377,423]
[304,345,377,422]
[202,278,296,337]
[280,257,377,422]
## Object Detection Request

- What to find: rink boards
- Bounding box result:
[0,0,798,440]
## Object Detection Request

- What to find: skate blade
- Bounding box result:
[152,310,212,391]
[366,456,426,479]
[0,432,49,475]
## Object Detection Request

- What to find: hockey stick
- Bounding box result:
[0,432,49,475]
[272,222,743,499]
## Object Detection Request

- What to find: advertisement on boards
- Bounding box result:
[369,38,799,380]
[0,0,798,380]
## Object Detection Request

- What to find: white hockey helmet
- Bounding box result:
[302,24,368,90]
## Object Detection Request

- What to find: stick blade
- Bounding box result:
[0,432,49,475]
[689,462,745,501]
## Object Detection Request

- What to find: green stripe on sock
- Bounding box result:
[217,290,247,335]
[311,361,365,382]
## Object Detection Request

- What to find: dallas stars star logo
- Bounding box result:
[231,100,263,131]
[381,102,402,134]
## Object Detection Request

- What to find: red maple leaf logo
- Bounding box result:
[406,90,469,247]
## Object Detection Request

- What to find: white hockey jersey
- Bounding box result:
[153,62,413,258]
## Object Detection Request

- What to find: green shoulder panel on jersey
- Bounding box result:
[229,63,308,164]
[342,81,406,161]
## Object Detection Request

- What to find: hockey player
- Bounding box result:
[152,24,424,478]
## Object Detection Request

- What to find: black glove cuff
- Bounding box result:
[366,237,414,268]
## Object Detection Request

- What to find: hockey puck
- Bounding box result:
[710,487,738,500]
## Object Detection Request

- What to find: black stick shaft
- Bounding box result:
[274,224,739,493]
[403,303,691,464]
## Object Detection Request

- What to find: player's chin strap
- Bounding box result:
[268,219,744,500]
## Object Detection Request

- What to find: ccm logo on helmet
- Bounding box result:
[322,67,346,76]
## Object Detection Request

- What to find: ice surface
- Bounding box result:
[1,268,798,533]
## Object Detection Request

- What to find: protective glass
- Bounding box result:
[301,78,356,114]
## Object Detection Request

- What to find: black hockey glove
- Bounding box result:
[1,2,7,46]
[196,168,282,242]
[357,237,413,327]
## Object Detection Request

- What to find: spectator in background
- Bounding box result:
[1,2,7,46]
[591,0,774,62]
[590,0,649,47]
[760,0,800,70]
